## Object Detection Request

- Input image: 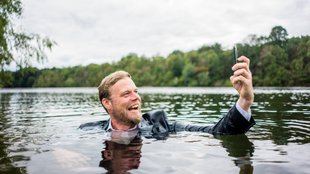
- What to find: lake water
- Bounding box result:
[0,87,309,174]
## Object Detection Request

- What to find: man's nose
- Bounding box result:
[131,92,141,101]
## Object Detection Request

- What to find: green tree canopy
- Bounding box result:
[268,26,288,47]
[0,0,55,71]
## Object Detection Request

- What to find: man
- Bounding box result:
[80,56,255,136]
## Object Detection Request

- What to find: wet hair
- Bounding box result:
[98,71,131,112]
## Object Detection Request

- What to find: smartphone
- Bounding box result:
[233,45,238,64]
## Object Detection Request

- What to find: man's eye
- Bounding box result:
[123,92,130,96]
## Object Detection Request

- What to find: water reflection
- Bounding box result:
[217,135,254,174]
[99,134,255,174]
[252,93,310,145]
[0,93,26,174]
[99,137,142,173]
[0,87,309,174]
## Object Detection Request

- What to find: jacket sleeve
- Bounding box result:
[78,120,109,130]
[170,105,255,135]
[209,104,255,135]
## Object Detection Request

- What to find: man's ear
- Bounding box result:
[102,98,111,110]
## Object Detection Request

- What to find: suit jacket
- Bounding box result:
[79,105,255,137]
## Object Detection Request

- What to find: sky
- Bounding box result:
[16,0,310,69]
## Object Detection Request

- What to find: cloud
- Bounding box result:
[19,0,310,69]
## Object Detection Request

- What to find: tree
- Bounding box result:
[268,26,288,47]
[166,51,186,77]
[12,66,39,87]
[256,45,289,86]
[0,0,55,86]
[287,36,310,85]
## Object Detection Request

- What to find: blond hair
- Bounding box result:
[98,70,131,104]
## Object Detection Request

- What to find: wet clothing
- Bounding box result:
[79,104,255,136]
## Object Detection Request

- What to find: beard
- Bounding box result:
[112,109,142,125]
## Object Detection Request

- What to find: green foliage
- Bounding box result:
[254,45,289,86]
[268,26,288,47]
[12,67,40,87]
[0,70,13,87]
[0,0,55,80]
[1,25,310,87]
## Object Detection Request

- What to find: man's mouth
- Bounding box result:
[128,104,139,111]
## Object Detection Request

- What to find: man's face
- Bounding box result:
[107,77,142,126]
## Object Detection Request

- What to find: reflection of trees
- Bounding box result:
[216,134,254,174]
[254,93,310,145]
[0,93,25,174]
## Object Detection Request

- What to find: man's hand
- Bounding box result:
[230,56,254,112]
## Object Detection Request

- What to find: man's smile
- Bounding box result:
[128,104,140,111]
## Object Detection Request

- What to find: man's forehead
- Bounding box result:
[110,78,137,93]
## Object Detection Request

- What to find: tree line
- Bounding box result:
[1,26,310,87]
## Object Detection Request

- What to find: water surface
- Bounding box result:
[0,87,309,174]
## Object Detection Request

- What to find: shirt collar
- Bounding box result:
[107,119,138,132]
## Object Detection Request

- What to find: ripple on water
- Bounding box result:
[0,87,310,174]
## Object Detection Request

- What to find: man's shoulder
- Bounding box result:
[142,109,168,122]
[79,120,109,130]
[140,109,170,139]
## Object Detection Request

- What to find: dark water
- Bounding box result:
[0,87,309,174]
